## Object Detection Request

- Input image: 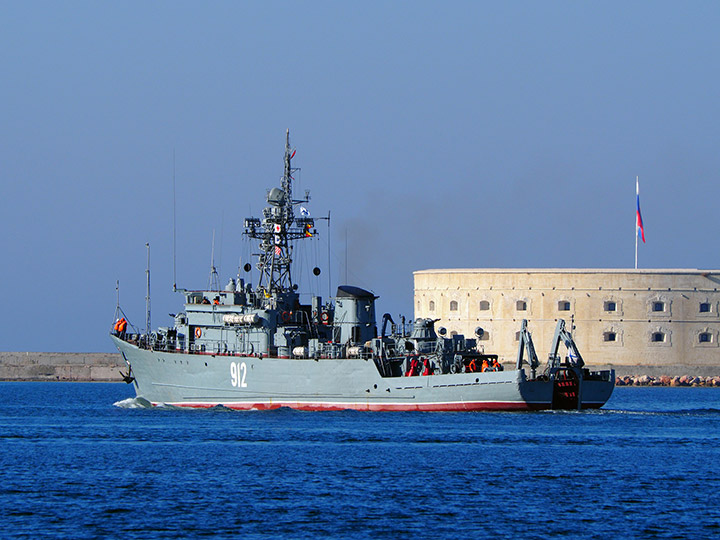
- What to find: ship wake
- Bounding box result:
[113,396,154,409]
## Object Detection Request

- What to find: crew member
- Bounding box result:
[481,358,489,372]
[118,317,128,340]
[467,358,478,373]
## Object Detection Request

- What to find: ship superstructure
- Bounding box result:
[111,132,614,411]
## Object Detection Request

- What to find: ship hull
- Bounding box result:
[113,337,613,411]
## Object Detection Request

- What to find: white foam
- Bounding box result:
[113,396,153,409]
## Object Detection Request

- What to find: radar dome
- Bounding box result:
[267,187,286,206]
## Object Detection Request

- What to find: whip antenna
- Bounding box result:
[172,149,177,291]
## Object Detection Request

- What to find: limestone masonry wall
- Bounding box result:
[414,268,720,377]
[0,352,124,382]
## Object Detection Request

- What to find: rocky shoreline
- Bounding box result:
[615,375,720,387]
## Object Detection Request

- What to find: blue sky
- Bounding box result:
[2,1,719,352]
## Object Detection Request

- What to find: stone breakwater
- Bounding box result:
[0,352,124,382]
[615,375,720,387]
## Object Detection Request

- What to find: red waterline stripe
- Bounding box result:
[157,400,550,412]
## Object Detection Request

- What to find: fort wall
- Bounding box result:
[414,268,720,376]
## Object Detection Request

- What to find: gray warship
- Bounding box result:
[111,132,614,411]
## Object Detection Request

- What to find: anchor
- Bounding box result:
[119,365,135,384]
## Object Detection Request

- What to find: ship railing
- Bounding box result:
[128,334,258,357]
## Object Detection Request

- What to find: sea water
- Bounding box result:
[1,383,719,539]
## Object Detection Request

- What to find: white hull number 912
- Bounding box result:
[230,361,248,388]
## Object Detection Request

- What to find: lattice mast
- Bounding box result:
[243,130,313,299]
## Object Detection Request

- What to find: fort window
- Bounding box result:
[515,331,521,341]
[699,332,712,343]
[479,300,490,311]
[603,332,616,342]
[652,302,665,312]
[558,301,570,311]
[449,300,458,311]
[700,302,711,313]
[651,332,665,343]
[604,301,617,312]
[516,300,527,311]
[429,300,435,311]
[478,331,490,341]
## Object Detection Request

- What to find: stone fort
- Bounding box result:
[414,269,720,373]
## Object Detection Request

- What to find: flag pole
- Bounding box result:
[634,176,639,270]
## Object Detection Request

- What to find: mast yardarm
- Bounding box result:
[243,130,313,300]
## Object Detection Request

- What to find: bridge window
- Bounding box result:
[652,302,665,312]
[651,332,665,343]
[479,300,490,311]
[699,332,712,343]
[603,332,616,342]
[558,301,570,311]
[604,301,617,312]
[429,300,435,311]
[516,300,527,311]
[449,300,458,311]
[700,302,711,313]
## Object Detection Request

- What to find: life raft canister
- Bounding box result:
[195,327,202,339]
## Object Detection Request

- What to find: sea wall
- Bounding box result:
[0,352,125,382]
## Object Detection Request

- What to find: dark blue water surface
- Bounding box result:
[1,384,720,539]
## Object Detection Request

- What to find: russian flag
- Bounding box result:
[636,177,645,243]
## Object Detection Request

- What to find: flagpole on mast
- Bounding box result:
[634,176,639,270]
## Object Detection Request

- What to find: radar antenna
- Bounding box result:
[243,130,314,302]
